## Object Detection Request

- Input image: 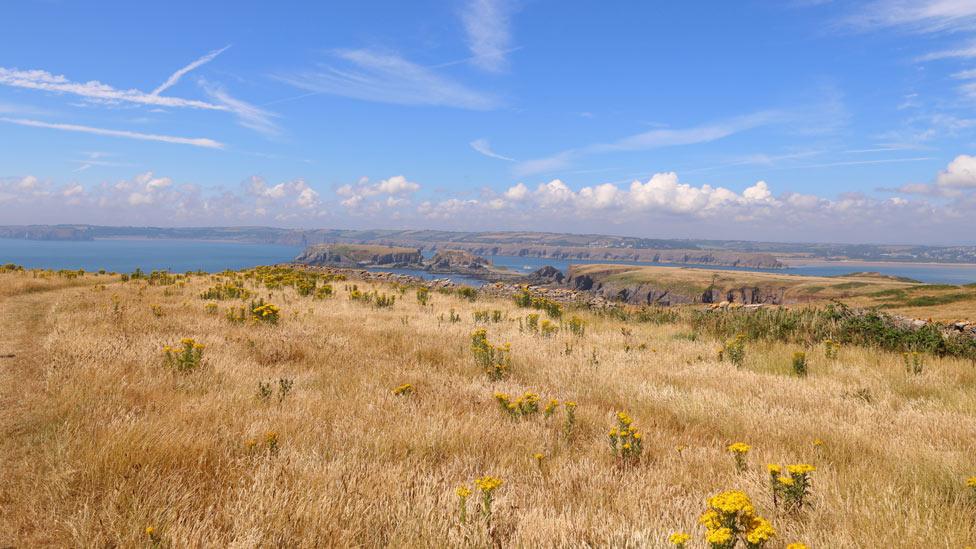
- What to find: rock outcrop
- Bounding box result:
[425,249,490,272]
[295,244,423,268]
[525,265,565,285]
[562,267,787,306]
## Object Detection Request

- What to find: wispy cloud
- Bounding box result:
[461,0,515,72]
[0,67,224,110]
[73,151,132,172]
[273,49,500,110]
[0,117,224,149]
[200,79,280,136]
[470,138,515,161]
[917,41,976,61]
[152,45,231,95]
[515,112,780,176]
[845,0,976,33]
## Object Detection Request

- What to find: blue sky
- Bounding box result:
[2,0,976,244]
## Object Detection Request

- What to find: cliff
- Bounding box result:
[294,244,422,268]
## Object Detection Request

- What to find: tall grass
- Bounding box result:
[1,269,975,546]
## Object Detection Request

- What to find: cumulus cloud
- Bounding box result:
[421,171,970,240]
[0,172,327,225]
[336,175,421,209]
[936,154,976,187]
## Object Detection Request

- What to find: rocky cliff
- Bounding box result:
[562,266,788,306]
[295,244,423,268]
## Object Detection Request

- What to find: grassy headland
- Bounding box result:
[1,264,975,547]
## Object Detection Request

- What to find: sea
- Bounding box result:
[2,238,976,285]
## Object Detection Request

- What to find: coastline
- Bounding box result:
[780,257,976,269]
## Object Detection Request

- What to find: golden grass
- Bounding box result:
[1,270,975,547]
[571,263,976,322]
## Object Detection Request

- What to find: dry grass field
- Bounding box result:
[2,266,976,547]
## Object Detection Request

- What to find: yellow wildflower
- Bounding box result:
[474,476,503,493]
[145,526,155,537]
[786,544,809,549]
[767,463,782,475]
[745,516,776,544]
[727,442,751,454]
[616,411,633,427]
[777,475,796,486]
[706,527,733,545]
[707,490,755,515]
[456,485,472,498]
[699,509,722,530]
[966,476,976,488]
[787,463,816,475]
[668,531,691,546]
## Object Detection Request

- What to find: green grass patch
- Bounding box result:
[832,281,870,290]
[901,293,973,307]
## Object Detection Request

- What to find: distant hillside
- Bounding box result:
[2,224,975,264]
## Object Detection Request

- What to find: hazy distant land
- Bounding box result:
[4,224,976,266]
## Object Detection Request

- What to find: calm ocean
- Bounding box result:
[2,238,976,284]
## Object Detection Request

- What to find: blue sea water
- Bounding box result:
[0,238,302,273]
[2,238,975,284]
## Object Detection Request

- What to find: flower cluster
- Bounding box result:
[494,391,540,418]
[720,334,747,367]
[252,301,281,324]
[699,490,775,549]
[392,383,414,396]
[768,463,815,511]
[728,442,751,472]
[162,338,204,373]
[568,316,586,336]
[540,319,559,337]
[609,411,643,464]
[669,532,691,547]
[513,287,563,318]
[457,475,504,524]
[471,329,512,380]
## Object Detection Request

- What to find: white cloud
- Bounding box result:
[200,80,280,136]
[336,175,420,209]
[461,0,515,72]
[274,49,499,110]
[152,45,230,95]
[470,138,515,161]
[0,117,223,149]
[936,154,976,187]
[503,182,528,200]
[245,176,321,209]
[0,67,223,110]
[847,0,976,33]
[514,112,779,176]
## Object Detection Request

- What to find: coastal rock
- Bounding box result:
[426,249,490,271]
[526,265,565,285]
[295,244,423,268]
